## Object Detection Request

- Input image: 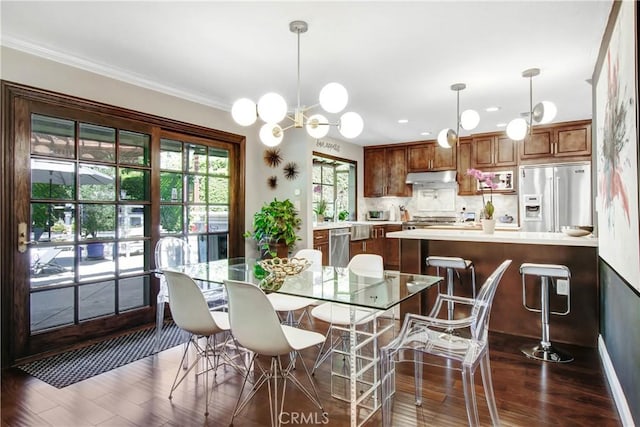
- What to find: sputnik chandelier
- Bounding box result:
[231,20,363,147]
[437,83,480,148]
[506,68,557,141]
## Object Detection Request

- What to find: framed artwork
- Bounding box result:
[595,0,639,290]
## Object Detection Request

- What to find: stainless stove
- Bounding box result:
[402,215,459,230]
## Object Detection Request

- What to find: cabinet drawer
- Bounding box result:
[313,229,329,245]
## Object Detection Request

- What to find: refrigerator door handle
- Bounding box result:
[554,176,561,232]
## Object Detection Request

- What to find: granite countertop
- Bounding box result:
[386,228,598,247]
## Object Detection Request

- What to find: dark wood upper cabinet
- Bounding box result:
[471,134,517,168]
[364,146,411,197]
[520,120,591,163]
[457,137,476,195]
[407,142,456,172]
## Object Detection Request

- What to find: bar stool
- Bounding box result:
[425,256,476,321]
[520,263,573,363]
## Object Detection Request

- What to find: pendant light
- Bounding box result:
[437,83,480,148]
[506,68,557,141]
[231,20,363,146]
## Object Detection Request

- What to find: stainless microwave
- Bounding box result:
[367,210,390,221]
[476,170,514,191]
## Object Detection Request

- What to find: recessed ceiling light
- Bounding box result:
[496,123,507,128]
[485,106,501,112]
[398,119,409,124]
[420,131,431,136]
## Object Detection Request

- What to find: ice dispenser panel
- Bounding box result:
[523,194,542,221]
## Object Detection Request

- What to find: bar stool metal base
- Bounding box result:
[521,344,573,363]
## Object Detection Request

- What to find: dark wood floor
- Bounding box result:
[1,328,621,426]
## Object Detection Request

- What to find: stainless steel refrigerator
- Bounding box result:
[519,162,591,232]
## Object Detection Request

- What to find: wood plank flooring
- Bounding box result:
[1,327,621,426]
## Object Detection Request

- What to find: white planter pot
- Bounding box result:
[482,218,496,234]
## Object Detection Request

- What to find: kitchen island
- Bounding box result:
[387,228,599,348]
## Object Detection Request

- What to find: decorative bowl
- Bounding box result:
[561,225,593,237]
[258,257,312,291]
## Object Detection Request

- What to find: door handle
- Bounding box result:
[18,222,37,253]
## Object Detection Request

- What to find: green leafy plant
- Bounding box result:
[338,210,349,221]
[244,198,302,257]
[314,199,328,216]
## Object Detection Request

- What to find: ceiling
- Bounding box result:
[0,1,613,146]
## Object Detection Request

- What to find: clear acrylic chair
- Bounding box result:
[266,248,321,328]
[380,260,512,427]
[224,279,325,427]
[163,270,243,417]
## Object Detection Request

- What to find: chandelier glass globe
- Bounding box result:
[506,117,528,141]
[319,82,348,113]
[231,98,257,126]
[339,112,364,139]
[259,123,284,147]
[306,114,330,139]
[257,93,288,124]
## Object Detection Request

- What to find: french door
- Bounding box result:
[1,82,245,364]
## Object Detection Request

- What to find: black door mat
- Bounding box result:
[18,322,187,388]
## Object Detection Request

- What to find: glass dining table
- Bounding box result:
[163,257,442,427]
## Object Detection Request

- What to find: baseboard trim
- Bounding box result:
[598,335,635,426]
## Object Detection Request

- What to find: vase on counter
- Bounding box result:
[482,218,496,234]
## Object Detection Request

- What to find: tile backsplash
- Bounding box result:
[364,192,519,224]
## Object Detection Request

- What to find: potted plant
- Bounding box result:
[82,204,115,259]
[314,198,328,223]
[245,198,302,258]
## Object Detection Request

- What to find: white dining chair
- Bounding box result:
[224,279,325,427]
[163,270,242,417]
[266,248,322,327]
[310,254,384,374]
[379,260,512,427]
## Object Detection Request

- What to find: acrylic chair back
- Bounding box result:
[224,279,293,356]
[469,259,512,342]
[347,253,384,278]
[155,236,193,271]
[163,270,221,336]
[295,248,323,266]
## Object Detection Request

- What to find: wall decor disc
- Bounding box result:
[283,162,299,180]
[267,175,278,189]
[264,148,282,168]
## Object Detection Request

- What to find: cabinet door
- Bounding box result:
[384,225,401,270]
[471,135,494,168]
[315,242,329,265]
[385,146,411,197]
[494,135,517,166]
[521,128,553,160]
[313,230,330,265]
[407,144,434,171]
[432,143,456,170]
[364,148,386,197]
[555,123,591,157]
[349,240,366,258]
[457,138,476,195]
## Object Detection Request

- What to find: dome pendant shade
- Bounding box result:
[306,114,330,138]
[506,118,528,141]
[259,123,284,147]
[339,112,364,139]
[532,101,557,124]
[257,93,288,124]
[437,128,456,148]
[319,82,348,113]
[231,98,257,126]
[460,109,480,130]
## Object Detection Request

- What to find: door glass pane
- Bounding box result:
[31,203,74,243]
[79,242,115,282]
[119,168,149,201]
[160,172,182,201]
[79,280,115,320]
[31,287,74,330]
[31,159,76,200]
[78,164,116,201]
[188,205,207,233]
[160,205,183,234]
[30,245,75,285]
[119,276,150,311]
[187,144,207,173]
[80,204,116,240]
[119,130,150,166]
[31,114,75,159]
[79,123,116,162]
[187,175,207,203]
[118,205,145,239]
[160,139,183,170]
[208,147,228,174]
[208,177,229,203]
[118,240,146,275]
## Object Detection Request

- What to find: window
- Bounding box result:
[312,153,356,221]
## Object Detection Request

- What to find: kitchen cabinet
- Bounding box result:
[312,229,329,266]
[349,225,385,259]
[407,142,456,172]
[364,146,412,197]
[456,137,475,195]
[520,120,591,163]
[471,133,517,168]
[384,224,402,270]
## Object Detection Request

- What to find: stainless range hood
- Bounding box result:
[405,171,457,186]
